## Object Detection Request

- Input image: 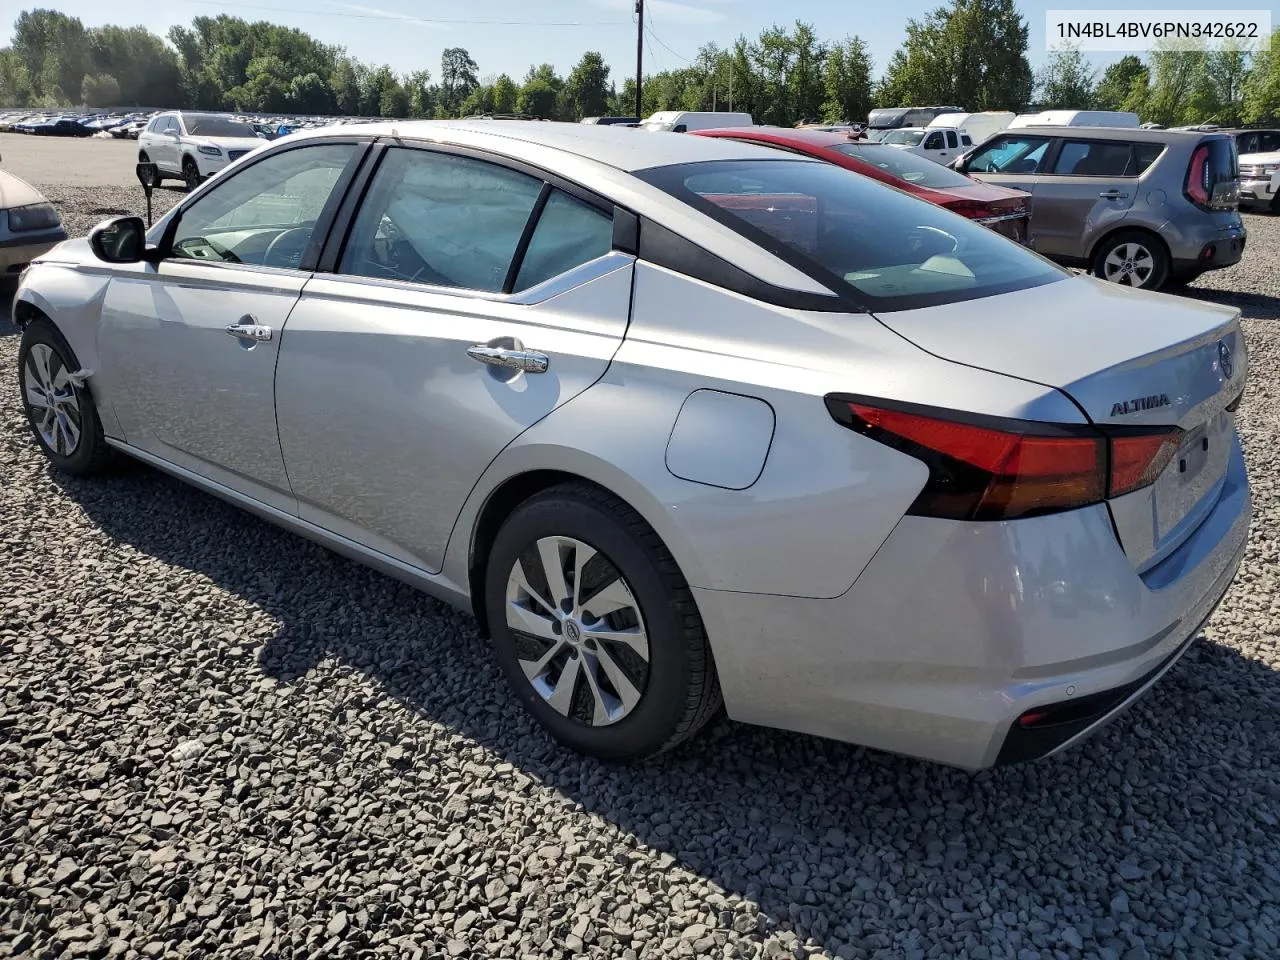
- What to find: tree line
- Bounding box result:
[1,5,1277,126]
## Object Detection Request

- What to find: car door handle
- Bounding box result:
[225,319,272,342]
[466,344,548,373]
[1099,190,1129,199]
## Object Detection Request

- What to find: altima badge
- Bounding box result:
[1219,340,1233,379]
[1110,394,1171,416]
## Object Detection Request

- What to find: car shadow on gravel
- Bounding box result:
[1181,287,1280,321]
[52,463,1280,956]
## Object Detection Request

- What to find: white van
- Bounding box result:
[1006,110,1141,130]
[639,111,754,133]
[885,112,1017,163]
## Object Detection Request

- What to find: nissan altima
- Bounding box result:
[12,121,1250,768]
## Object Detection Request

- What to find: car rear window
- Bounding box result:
[637,159,1065,312]
[184,115,257,138]
[830,143,975,189]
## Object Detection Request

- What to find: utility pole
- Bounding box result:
[634,0,644,119]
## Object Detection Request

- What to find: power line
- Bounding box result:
[185,0,628,27]
[644,19,692,64]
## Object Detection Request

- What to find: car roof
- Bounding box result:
[287,119,787,172]
[1006,126,1219,142]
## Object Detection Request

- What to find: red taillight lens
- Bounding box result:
[827,396,1186,521]
[832,399,1106,521]
[1185,144,1211,208]
[1108,428,1183,497]
[946,200,997,220]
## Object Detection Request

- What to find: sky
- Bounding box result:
[3,0,1249,86]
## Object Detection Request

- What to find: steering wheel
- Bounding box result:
[263,226,312,269]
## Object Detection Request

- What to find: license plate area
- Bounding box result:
[1152,411,1233,542]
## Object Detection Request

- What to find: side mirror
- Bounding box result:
[89,217,147,264]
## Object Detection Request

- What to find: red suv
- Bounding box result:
[694,127,1032,245]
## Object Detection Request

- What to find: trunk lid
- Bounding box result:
[874,275,1246,569]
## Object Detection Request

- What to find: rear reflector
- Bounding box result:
[826,396,1188,521]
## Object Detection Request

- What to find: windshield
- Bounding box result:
[830,143,975,189]
[185,115,258,138]
[637,159,1064,311]
[882,129,925,146]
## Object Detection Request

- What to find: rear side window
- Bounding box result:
[637,159,1064,312]
[1132,143,1165,174]
[1051,140,1134,176]
[946,131,959,149]
[339,148,543,292]
[514,191,613,291]
[966,135,1050,173]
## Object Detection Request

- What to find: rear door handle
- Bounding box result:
[467,344,548,373]
[225,317,272,342]
[1099,190,1129,199]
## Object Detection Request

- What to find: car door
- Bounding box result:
[97,140,365,513]
[157,116,183,172]
[274,144,632,574]
[917,130,948,164]
[1030,138,1142,260]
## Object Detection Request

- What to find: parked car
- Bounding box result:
[1230,128,1280,157]
[881,127,968,164]
[137,112,265,191]
[581,116,641,126]
[639,111,753,132]
[0,159,67,284]
[956,126,1245,289]
[1238,148,1280,213]
[695,127,1032,244]
[13,121,1250,769]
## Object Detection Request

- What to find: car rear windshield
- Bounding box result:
[830,143,975,189]
[638,159,1064,312]
[185,115,257,138]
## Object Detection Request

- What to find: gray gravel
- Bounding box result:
[2,189,1279,960]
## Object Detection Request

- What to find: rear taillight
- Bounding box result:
[1185,144,1211,208]
[826,396,1185,521]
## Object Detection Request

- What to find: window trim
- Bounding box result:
[965,135,1054,175]
[321,139,625,297]
[156,136,373,275]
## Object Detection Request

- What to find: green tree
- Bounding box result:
[80,72,119,106]
[12,9,89,103]
[821,36,873,124]
[289,72,332,114]
[1092,55,1147,111]
[1143,41,1208,126]
[492,73,518,113]
[1241,29,1280,123]
[0,49,35,106]
[517,79,558,117]
[1035,44,1095,108]
[879,0,1033,110]
[439,47,478,116]
[330,57,365,115]
[564,51,610,119]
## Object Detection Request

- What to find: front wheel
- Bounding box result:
[17,319,115,475]
[1091,230,1169,290]
[182,156,202,193]
[484,484,722,760]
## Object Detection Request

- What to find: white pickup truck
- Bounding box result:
[1238,149,1280,213]
[881,112,1015,165]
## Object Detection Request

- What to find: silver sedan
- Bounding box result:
[12,121,1249,767]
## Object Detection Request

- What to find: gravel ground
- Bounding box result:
[2,187,1279,960]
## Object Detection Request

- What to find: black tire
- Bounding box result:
[484,483,722,760]
[17,318,116,476]
[138,152,162,187]
[1090,229,1169,290]
[1270,192,1280,215]
[182,156,201,193]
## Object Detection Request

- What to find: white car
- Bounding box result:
[1238,150,1280,213]
[137,112,264,192]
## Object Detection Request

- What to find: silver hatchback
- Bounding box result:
[957,127,1246,289]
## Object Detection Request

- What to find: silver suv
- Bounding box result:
[956,127,1245,289]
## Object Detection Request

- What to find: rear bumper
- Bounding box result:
[695,435,1251,768]
[1172,234,1246,276]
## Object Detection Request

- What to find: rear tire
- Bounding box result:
[17,318,116,476]
[1091,230,1169,290]
[484,483,722,760]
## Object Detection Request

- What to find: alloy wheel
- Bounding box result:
[22,343,82,456]
[505,536,650,727]
[1103,242,1155,287]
